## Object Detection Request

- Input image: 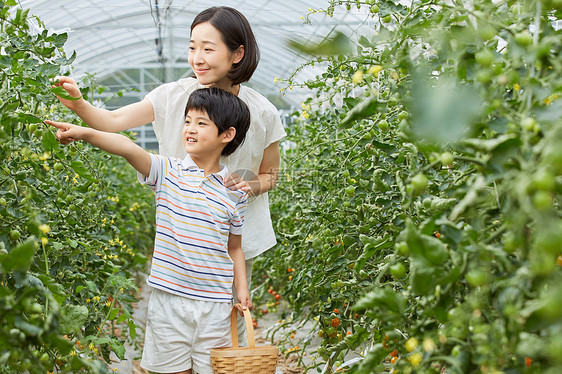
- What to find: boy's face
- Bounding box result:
[183,109,227,158]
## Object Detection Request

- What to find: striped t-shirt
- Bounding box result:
[139,153,248,302]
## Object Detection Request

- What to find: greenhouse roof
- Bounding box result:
[18,0,375,109]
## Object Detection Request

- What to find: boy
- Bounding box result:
[46,87,252,374]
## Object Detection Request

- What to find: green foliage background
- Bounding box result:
[1,3,154,372]
[2,0,562,373]
[254,0,562,373]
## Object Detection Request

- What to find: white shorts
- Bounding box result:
[140,288,232,374]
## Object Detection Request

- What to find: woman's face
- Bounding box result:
[188,22,243,92]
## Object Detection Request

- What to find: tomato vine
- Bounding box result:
[255,0,562,373]
[1,3,154,372]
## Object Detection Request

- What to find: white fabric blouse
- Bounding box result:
[146,77,286,259]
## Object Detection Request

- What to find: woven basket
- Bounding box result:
[211,304,279,374]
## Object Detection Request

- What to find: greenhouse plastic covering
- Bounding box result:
[17,0,375,109]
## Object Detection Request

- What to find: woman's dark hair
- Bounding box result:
[184,87,250,156]
[191,6,260,86]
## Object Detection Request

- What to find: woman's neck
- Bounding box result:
[208,82,240,96]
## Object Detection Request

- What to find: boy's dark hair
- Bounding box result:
[185,87,250,156]
[191,7,259,86]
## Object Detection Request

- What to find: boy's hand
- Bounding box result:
[235,292,253,317]
[44,120,84,144]
[52,76,84,111]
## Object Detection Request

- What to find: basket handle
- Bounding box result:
[231,304,255,349]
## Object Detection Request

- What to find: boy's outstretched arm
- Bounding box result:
[228,233,252,315]
[45,120,151,178]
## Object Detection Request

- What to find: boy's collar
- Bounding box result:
[181,154,228,181]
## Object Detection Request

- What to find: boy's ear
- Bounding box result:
[233,45,244,64]
[221,127,236,144]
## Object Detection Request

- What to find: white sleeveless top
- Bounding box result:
[146,78,286,258]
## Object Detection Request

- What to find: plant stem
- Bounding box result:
[42,241,49,313]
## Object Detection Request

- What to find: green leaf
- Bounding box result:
[53,33,68,48]
[352,343,389,374]
[0,55,12,67]
[41,127,59,150]
[59,304,89,334]
[288,31,352,56]
[109,339,126,360]
[463,134,520,153]
[38,275,67,304]
[449,175,486,221]
[50,86,80,100]
[71,161,95,182]
[17,113,42,124]
[108,308,119,320]
[128,320,136,341]
[0,237,38,272]
[15,319,43,336]
[404,220,449,265]
[409,68,482,145]
[116,313,128,324]
[353,287,406,315]
[340,96,380,127]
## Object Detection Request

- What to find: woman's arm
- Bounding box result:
[225,141,281,196]
[53,76,155,133]
[45,120,152,177]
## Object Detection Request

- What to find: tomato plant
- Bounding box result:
[255,0,562,373]
[1,3,154,372]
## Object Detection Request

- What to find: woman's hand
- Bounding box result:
[52,76,84,111]
[225,173,251,193]
[44,120,83,144]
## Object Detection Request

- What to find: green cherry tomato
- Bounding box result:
[378,120,389,131]
[411,173,428,193]
[478,25,496,41]
[440,152,454,166]
[476,70,492,84]
[533,191,552,211]
[54,162,64,171]
[40,352,50,364]
[514,30,533,46]
[390,263,407,278]
[9,229,20,241]
[342,170,350,178]
[398,110,409,120]
[465,269,489,287]
[475,49,494,67]
[370,4,379,13]
[396,242,409,256]
[451,345,462,357]
[345,186,356,196]
[532,170,555,191]
[521,117,536,131]
[0,197,6,206]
